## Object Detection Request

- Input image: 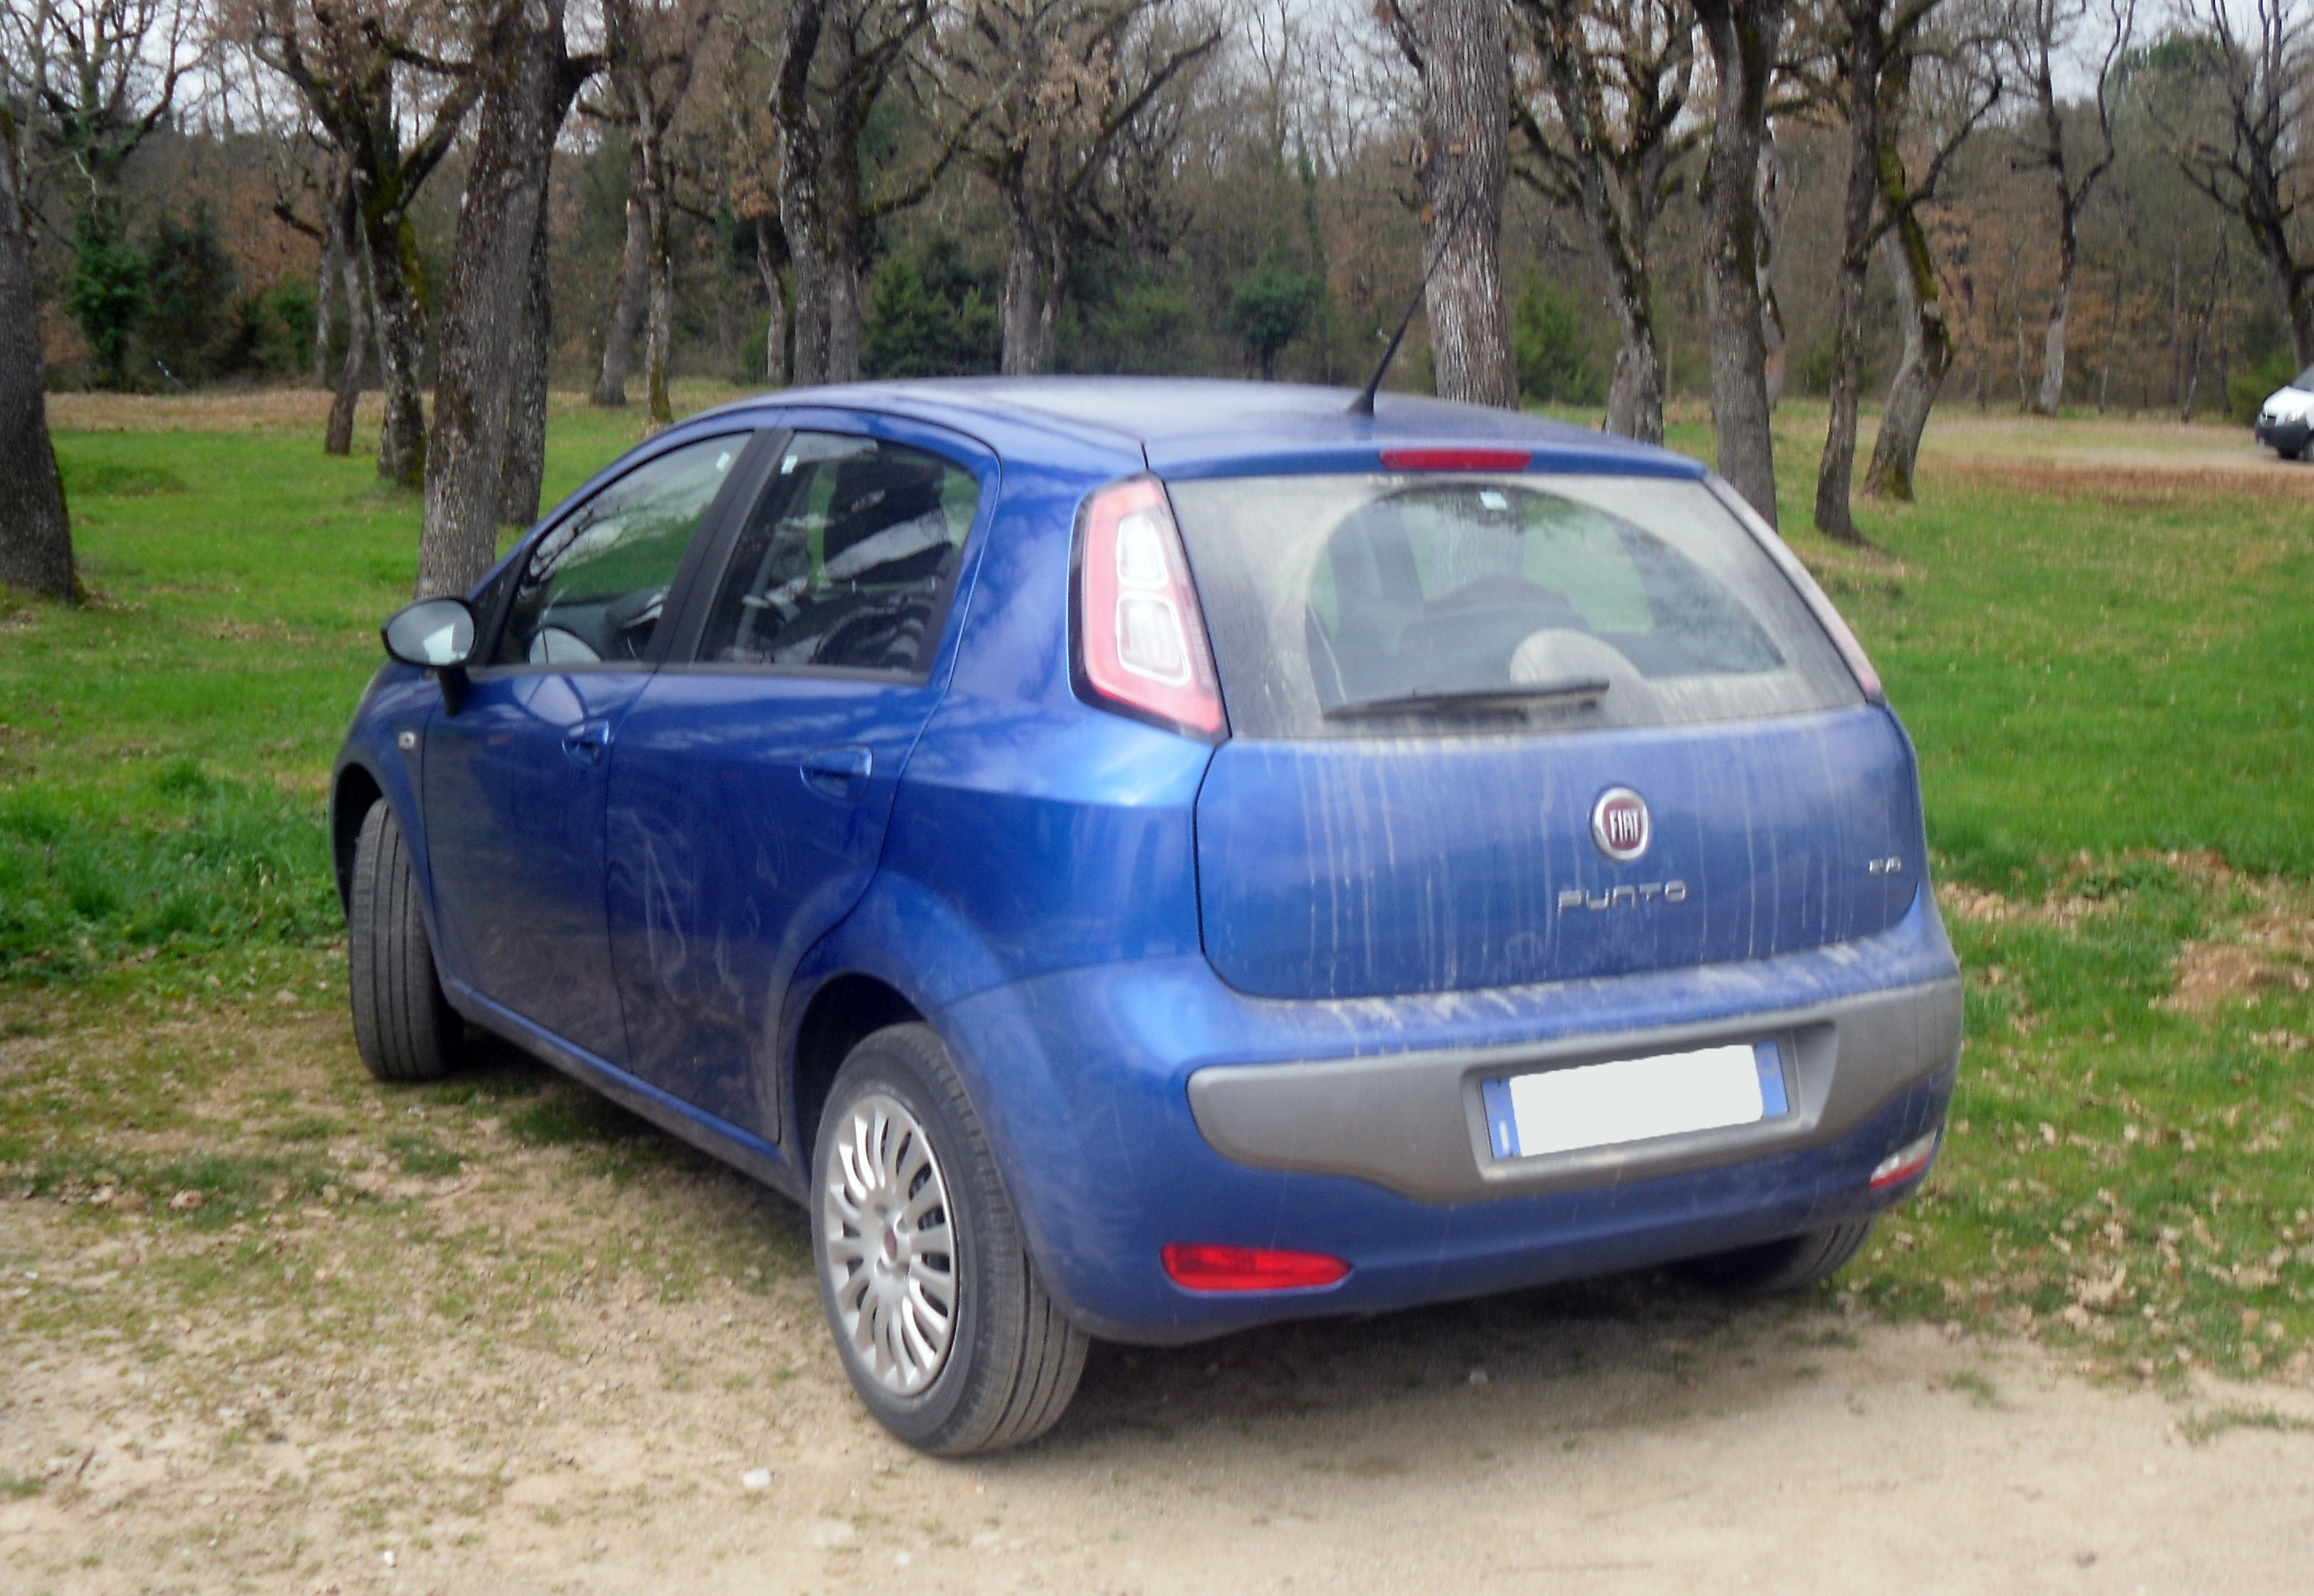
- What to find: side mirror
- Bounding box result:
[381,597,478,714]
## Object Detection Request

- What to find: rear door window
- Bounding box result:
[695,433,980,674]
[1168,474,1862,737]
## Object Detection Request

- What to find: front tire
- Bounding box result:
[811,1024,1088,1456]
[347,800,460,1083]
[1674,1217,1877,1296]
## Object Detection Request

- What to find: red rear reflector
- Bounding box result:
[1379,447,1532,472]
[1072,476,1227,740]
[1161,1243,1349,1293]
[1870,1130,1940,1191]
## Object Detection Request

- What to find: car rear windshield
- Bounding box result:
[1167,473,1862,738]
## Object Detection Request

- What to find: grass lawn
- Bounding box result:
[2,385,2311,1393]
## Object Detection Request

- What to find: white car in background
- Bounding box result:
[2254,365,2314,459]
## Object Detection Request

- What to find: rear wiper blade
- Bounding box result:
[1321,679,1611,719]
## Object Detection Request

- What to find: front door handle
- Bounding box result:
[563,721,613,764]
[801,745,873,801]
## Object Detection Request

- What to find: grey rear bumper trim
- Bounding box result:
[1186,975,1964,1203]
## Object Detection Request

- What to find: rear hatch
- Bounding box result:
[1171,468,1918,1001]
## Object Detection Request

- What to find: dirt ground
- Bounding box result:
[3,1006,2312,1596]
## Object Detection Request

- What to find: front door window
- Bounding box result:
[497,436,744,666]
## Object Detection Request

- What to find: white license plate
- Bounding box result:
[1482,1042,1787,1161]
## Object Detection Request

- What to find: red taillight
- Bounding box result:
[1162,1244,1349,1293]
[1379,447,1532,472]
[1071,476,1227,740]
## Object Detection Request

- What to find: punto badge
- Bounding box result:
[1590,787,1650,863]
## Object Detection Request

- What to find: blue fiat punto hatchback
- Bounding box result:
[334,378,1962,1454]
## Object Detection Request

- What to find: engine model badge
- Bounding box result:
[1589,787,1651,863]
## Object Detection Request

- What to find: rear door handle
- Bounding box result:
[563,721,613,764]
[801,745,873,801]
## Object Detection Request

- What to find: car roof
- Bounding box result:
[690,377,1706,481]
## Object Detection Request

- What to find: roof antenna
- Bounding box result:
[1348,184,1487,417]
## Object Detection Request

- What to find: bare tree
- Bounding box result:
[0,94,73,601]
[10,0,203,386]
[322,166,379,453]
[1802,0,1996,537]
[2156,0,2314,366]
[774,0,967,383]
[593,140,653,404]
[1513,0,1700,440]
[417,0,602,597]
[2014,0,2130,414]
[1862,43,1996,501]
[253,0,488,485]
[595,0,714,423]
[13,0,203,213]
[1383,0,1518,405]
[925,0,1220,377]
[1693,0,1786,521]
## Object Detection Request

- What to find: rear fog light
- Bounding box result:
[1161,1243,1349,1293]
[1870,1130,1941,1191]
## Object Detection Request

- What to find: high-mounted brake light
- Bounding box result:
[1380,447,1532,472]
[1704,476,1884,701]
[1071,476,1227,740]
[1162,1244,1349,1293]
[1870,1129,1940,1191]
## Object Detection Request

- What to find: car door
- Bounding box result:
[602,416,995,1139]
[424,430,763,1060]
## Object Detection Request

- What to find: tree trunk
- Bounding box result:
[2038,269,2071,416]
[1864,218,1950,501]
[1756,128,1787,409]
[418,0,571,597]
[2011,246,2029,410]
[593,144,650,406]
[1805,54,1878,541]
[641,172,676,425]
[1813,12,1882,544]
[326,180,375,456]
[998,162,1044,375]
[0,112,74,602]
[364,199,431,490]
[1036,217,1070,373]
[822,81,867,384]
[824,227,863,382]
[500,202,553,528]
[1694,0,1785,523]
[772,0,831,386]
[1412,0,1516,408]
[756,214,789,386]
[314,179,340,389]
[1605,315,1666,444]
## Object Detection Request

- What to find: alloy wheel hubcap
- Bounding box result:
[822,1092,957,1396]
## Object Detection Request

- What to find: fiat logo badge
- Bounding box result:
[1590,787,1651,863]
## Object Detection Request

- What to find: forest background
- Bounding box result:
[4,0,2314,620]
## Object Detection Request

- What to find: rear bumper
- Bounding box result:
[1187,974,1960,1203]
[933,887,1962,1345]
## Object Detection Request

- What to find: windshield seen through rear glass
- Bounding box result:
[1166,474,1861,738]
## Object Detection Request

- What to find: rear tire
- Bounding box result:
[1674,1218,1877,1296]
[811,1023,1088,1456]
[347,800,460,1083]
